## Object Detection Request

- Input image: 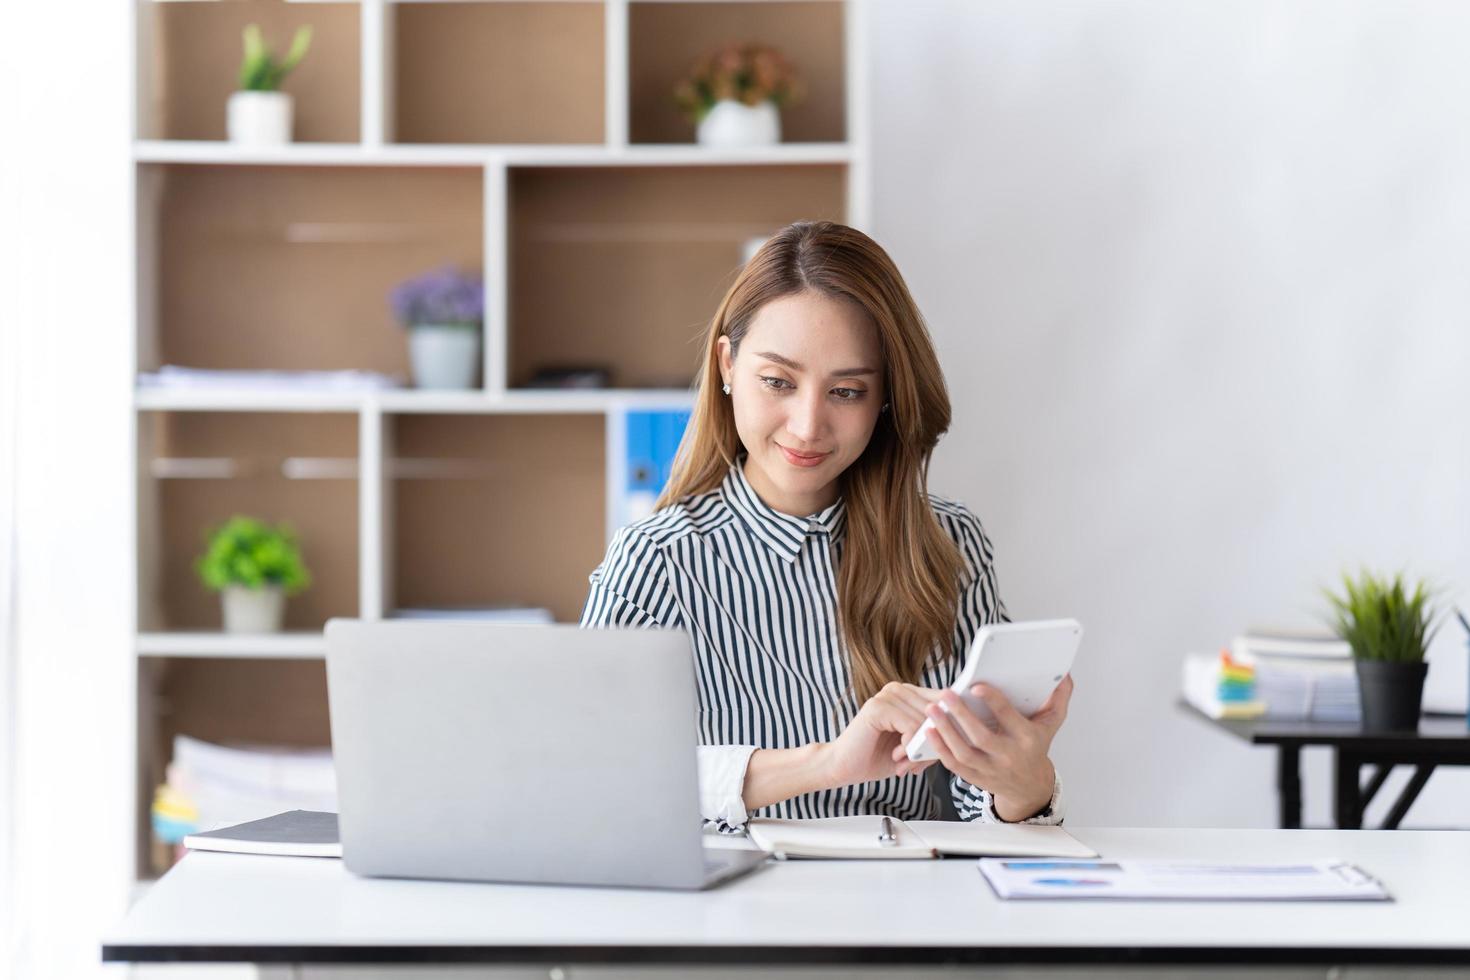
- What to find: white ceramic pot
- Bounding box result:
[222,585,286,634]
[696,100,781,148]
[227,91,294,145]
[408,324,481,390]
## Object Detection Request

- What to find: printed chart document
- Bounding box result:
[746,817,1097,860]
[184,810,341,858]
[978,859,1391,901]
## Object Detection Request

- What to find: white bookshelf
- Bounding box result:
[129,0,869,884]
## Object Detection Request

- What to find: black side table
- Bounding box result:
[1180,701,1470,829]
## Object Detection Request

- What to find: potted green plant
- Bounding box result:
[197,516,312,633]
[1324,570,1441,732]
[228,23,312,145]
[674,43,803,148]
[390,266,484,390]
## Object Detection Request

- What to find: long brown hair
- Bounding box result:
[656,220,965,703]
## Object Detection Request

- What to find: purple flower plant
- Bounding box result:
[389,266,484,329]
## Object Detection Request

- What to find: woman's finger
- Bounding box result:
[938,690,1000,750]
[927,702,986,768]
[886,683,945,717]
[973,684,1028,734]
[926,725,993,786]
[1032,675,1074,732]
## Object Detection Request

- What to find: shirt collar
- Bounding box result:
[721,457,847,564]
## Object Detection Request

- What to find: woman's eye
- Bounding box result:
[759,376,793,391]
[830,387,866,401]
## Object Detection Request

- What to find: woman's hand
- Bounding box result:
[819,682,945,788]
[903,675,1073,822]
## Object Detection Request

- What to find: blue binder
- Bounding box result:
[624,410,690,523]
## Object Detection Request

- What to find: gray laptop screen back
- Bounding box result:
[325,620,707,888]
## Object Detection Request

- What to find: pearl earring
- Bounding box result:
[722,383,731,395]
[881,402,890,413]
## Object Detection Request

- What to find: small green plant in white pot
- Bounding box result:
[228,23,312,145]
[390,266,484,390]
[1324,570,1441,732]
[197,516,312,633]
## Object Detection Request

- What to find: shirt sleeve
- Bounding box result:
[578,526,680,629]
[939,505,1065,824]
[580,526,758,829]
[698,745,758,831]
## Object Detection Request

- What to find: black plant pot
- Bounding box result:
[1354,659,1428,733]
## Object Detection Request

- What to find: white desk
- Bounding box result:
[104,828,1470,971]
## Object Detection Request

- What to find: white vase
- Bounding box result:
[408,324,481,390]
[696,100,781,148]
[227,91,294,145]
[222,585,286,634]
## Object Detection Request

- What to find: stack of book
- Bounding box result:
[1233,630,1360,723]
[151,735,337,870]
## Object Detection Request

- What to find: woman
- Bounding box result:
[581,220,1071,830]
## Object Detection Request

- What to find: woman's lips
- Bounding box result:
[779,445,830,468]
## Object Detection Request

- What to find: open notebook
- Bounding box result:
[746,816,1097,860]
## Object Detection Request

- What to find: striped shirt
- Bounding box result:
[579,456,1063,828]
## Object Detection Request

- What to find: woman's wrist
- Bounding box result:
[741,742,834,812]
[989,759,1056,822]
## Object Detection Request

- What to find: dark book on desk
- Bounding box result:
[184,810,341,858]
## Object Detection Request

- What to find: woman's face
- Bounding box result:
[718,289,886,517]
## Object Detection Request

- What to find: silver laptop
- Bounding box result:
[324,619,768,890]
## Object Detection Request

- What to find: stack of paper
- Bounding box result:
[139,366,402,391]
[153,735,338,850]
[393,606,554,623]
[1181,651,1266,720]
[1234,631,1359,723]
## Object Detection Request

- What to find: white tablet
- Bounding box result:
[905,618,1082,762]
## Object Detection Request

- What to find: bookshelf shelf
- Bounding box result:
[135,387,694,414]
[129,0,867,884]
[136,632,328,660]
[133,139,854,167]
[135,389,370,413]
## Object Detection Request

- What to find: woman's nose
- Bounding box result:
[786,390,828,443]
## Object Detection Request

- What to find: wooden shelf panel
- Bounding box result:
[138,412,360,633]
[392,2,605,145]
[389,413,606,622]
[142,0,361,142]
[629,1,846,145]
[146,164,482,375]
[507,163,846,388]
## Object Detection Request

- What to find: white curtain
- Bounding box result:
[0,1,133,974]
[0,293,19,977]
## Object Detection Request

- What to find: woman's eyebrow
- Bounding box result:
[753,351,878,378]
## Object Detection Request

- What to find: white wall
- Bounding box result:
[871,0,1470,828]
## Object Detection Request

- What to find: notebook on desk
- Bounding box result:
[746,816,1097,860]
[184,810,341,858]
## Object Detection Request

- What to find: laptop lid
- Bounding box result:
[325,619,708,888]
